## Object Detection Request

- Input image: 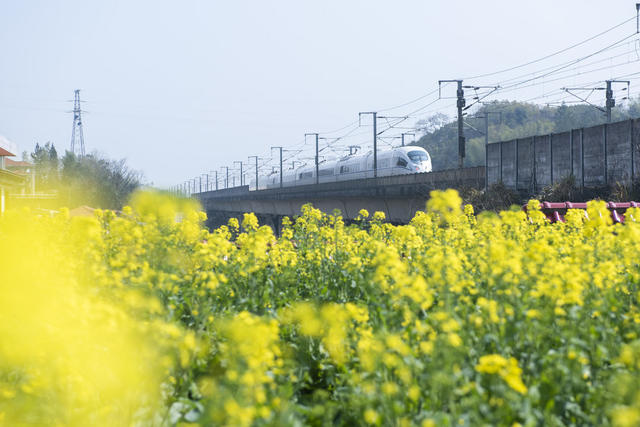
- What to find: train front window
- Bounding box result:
[396,158,408,167]
[408,151,428,163]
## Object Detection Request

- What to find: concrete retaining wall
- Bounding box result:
[487,118,640,191]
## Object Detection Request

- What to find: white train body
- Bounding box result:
[250,146,432,191]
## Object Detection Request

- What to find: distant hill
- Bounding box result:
[412,99,640,171]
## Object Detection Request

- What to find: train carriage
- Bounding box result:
[250,146,432,191]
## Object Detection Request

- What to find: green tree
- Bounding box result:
[30,142,59,191]
[60,152,143,209]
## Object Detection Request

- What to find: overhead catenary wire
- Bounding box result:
[463,15,637,81]
[376,87,441,113]
[485,41,640,88]
[332,16,636,127]
[496,33,639,92]
[494,56,640,96]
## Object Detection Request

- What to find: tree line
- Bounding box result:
[29,144,142,209]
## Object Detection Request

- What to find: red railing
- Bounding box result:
[522,201,640,223]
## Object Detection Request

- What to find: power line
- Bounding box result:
[463,15,637,80]
[318,120,359,135]
[495,56,640,96]
[377,87,440,113]
[487,41,640,87]
[497,33,639,91]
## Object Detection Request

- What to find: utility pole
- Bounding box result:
[606,80,631,123]
[69,89,86,157]
[209,170,218,191]
[204,174,209,192]
[373,113,378,177]
[439,80,499,169]
[476,111,502,190]
[271,146,283,188]
[606,80,614,123]
[305,133,319,184]
[234,161,244,186]
[359,112,378,177]
[248,156,259,190]
[563,80,630,123]
[401,132,415,147]
[221,166,229,189]
[360,113,408,176]
[439,80,465,169]
[476,111,502,149]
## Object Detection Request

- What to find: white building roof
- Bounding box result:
[0,136,18,157]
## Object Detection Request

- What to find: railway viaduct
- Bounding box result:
[196,167,485,230]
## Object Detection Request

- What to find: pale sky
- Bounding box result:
[1,0,638,187]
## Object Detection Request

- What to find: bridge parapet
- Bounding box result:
[200,166,485,200]
[196,166,485,228]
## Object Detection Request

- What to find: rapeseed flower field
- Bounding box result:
[1,189,640,426]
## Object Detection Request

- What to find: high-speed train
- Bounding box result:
[250,146,432,191]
